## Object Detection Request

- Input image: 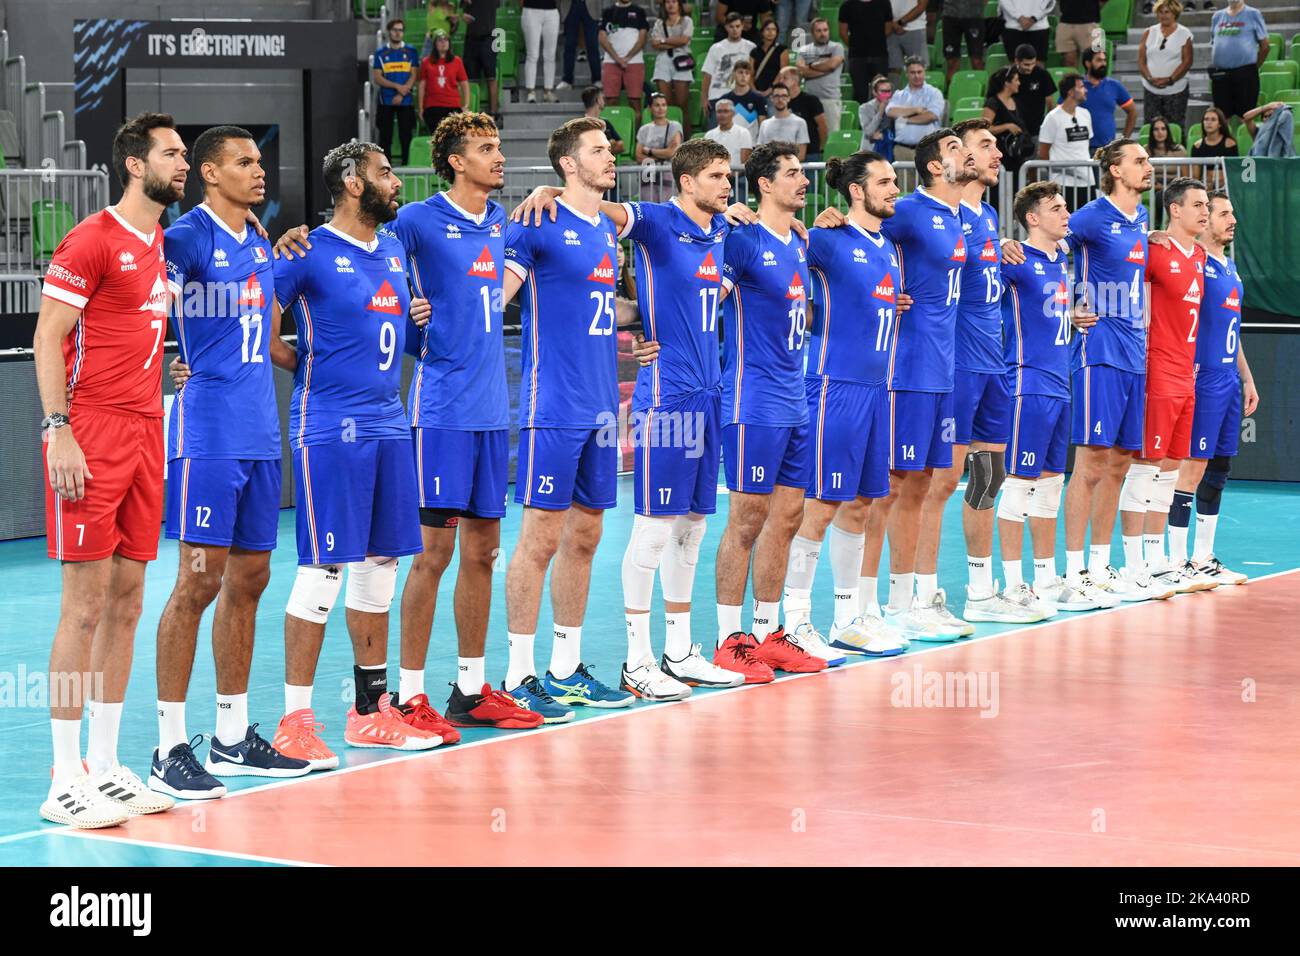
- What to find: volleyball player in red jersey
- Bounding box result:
[33,113,188,827]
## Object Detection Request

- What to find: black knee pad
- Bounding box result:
[419,507,464,529]
[963,450,1005,510]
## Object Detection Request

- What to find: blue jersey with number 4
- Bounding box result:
[807,221,899,386]
[165,204,279,461]
[956,200,1004,375]
[1195,251,1243,381]
[1001,243,1072,400]
[1067,196,1148,374]
[274,225,411,449]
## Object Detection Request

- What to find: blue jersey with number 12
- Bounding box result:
[807,220,899,386]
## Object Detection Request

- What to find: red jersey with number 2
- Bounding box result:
[41,208,169,417]
[1145,238,1205,397]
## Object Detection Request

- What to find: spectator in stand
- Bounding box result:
[775,0,811,42]
[756,83,811,160]
[1242,98,1289,135]
[720,60,770,130]
[459,0,501,120]
[715,1,775,42]
[1013,43,1056,136]
[886,55,943,161]
[418,31,471,134]
[1147,116,1189,223]
[522,0,562,104]
[857,74,896,159]
[424,0,462,40]
[1056,0,1103,69]
[1191,105,1238,189]
[583,84,627,154]
[559,1,604,91]
[1038,72,1096,209]
[753,17,791,95]
[705,97,756,167]
[372,19,421,167]
[1139,0,1195,129]
[983,66,1033,176]
[941,0,987,82]
[1081,47,1137,150]
[778,64,828,158]
[636,92,684,199]
[839,0,892,101]
[797,17,846,133]
[1208,0,1271,124]
[600,1,650,120]
[702,13,758,127]
[650,0,695,136]
[886,0,930,75]
[998,0,1052,64]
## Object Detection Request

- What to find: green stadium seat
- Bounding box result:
[602,105,636,159]
[1267,32,1284,61]
[955,96,983,112]
[1048,67,1069,87]
[1278,89,1300,108]
[946,69,988,105]
[404,10,428,41]
[1100,0,1132,43]
[665,105,684,127]
[949,106,984,125]
[985,49,1008,74]
[496,31,519,84]
[402,173,445,204]
[926,69,946,93]
[1291,33,1300,68]
[1186,123,1203,147]
[983,0,999,15]
[1260,59,1299,82]
[1259,70,1298,103]
[824,129,859,156]
[32,200,75,261]
[407,136,433,168]
[840,99,860,131]
[690,35,714,67]
[1235,122,1253,153]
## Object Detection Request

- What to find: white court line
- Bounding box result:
[48,828,323,867]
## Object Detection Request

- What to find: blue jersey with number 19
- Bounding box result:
[956,199,1004,374]
[1001,243,1072,400]
[275,225,412,449]
[881,188,966,392]
[1195,251,1243,379]
[720,222,810,427]
[807,220,899,385]
[1067,195,1148,374]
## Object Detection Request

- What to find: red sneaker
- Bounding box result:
[446,683,545,729]
[388,693,461,746]
[713,632,775,684]
[751,627,827,673]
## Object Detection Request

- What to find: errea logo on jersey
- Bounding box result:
[119,252,137,272]
[695,250,720,282]
[446,224,461,239]
[1169,259,1180,274]
[334,256,353,273]
[762,250,777,266]
[587,253,615,285]
[367,279,403,314]
[563,229,580,246]
[213,248,229,267]
[872,272,896,303]
[931,215,945,230]
[852,247,867,262]
[469,246,498,280]
[1110,221,1122,234]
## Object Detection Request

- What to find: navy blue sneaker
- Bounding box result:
[148,736,227,800]
[542,663,634,709]
[504,676,575,724]
[206,724,312,778]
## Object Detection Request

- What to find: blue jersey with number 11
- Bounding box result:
[807,220,899,386]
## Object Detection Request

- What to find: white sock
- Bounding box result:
[1033,557,1055,589]
[85,700,122,775]
[916,572,938,604]
[1003,559,1024,590]
[783,587,812,631]
[50,718,83,790]
[1143,533,1165,571]
[1122,534,1145,571]
[828,524,865,628]
[1193,514,1219,563]
[625,613,652,668]
[832,589,859,628]
[1168,522,1190,565]
[783,535,820,629]
[214,692,247,747]
[506,631,536,689]
[717,603,743,647]
[888,572,914,611]
[285,682,313,715]
[1088,543,1111,574]
[967,554,993,597]
[752,600,779,638]
[399,667,426,703]
[664,611,692,661]
[1066,550,1085,577]
[859,575,879,613]
[457,657,485,696]
[548,624,582,680]
[157,700,187,753]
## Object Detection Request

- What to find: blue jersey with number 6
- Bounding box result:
[807,220,899,386]
[1195,251,1243,380]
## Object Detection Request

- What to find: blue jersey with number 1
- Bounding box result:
[807,220,899,386]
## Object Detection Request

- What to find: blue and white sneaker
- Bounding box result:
[206,724,312,778]
[148,736,227,800]
[504,676,575,724]
[542,663,635,709]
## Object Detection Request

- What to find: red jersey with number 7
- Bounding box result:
[41,207,169,417]
[1145,237,1205,397]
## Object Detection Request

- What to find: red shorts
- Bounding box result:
[45,407,164,562]
[1143,392,1195,461]
[602,61,646,101]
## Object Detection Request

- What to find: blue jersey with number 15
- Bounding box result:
[956,199,1005,375]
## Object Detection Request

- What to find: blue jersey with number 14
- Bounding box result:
[807,220,899,386]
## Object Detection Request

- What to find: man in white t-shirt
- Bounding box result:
[755,83,810,161]
[1037,72,1096,209]
[797,17,846,133]
[704,98,755,168]
[887,0,929,73]
[700,12,757,125]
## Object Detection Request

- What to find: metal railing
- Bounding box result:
[0,167,111,275]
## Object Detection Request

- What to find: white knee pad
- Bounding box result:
[1027,473,1064,519]
[661,515,707,604]
[345,556,399,614]
[1119,463,1160,514]
[1147,469,1179,513]
[995,476,1035,523]
[627,514,674,572]
[673,514,707,567]
[286,564,343,624]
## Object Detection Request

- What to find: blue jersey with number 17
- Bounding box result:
[881,188,966,392]
[274,225,412,449]
[807,220,899,386]
[956,199,1005,374]
[720,222,810,427]
[1067,195,1148,374]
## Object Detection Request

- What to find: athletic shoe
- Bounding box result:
[1197,554,1247,585]
[392,693,463,744]
[542,663,635,709]
[505,676,576,724]
[555,80,573,91]
[148,738,227,799]
[526,90,537,104]
[1108,565,1172,601]
[1038,576,1102,611]
[713,632,776,684]
[1150,563,1196,594]
[1002,582,1057,620]
[786,622,847,666]
[750,627,828,673]
[41,774,129,828]
[918,589,976,636]
[543,89,558,103]
[92,764,174,815]
[884,606,952,643]
[1066,570,1121,608]
[206,724,313,778]
[272,709,339,771]
[1175,559,1219,592]
[344,694,442,750]
[962,585,1046,623]
[446,683,544,730]
[621,657,692,702]
[662,643,746,687]
[829,614,907,656]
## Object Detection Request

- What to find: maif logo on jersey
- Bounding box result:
[587,254,615,285]
[786,272,805,303]
[1126,241,1145,264]
[695,251,720,282]
[240,274,265,310]
[139,275,169,318]
[469,246,498,280]
[979,239,998,262]
[950,238,967,263]
[1183,277,1202,305]
[872,272,896,304]
[368,279,403,314]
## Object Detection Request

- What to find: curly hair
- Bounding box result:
[431,110,500,181]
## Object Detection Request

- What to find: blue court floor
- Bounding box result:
[2,476,1298,865]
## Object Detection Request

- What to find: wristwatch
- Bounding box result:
[41,412,70,432]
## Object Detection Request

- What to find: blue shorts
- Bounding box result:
[293,439,422,566]
[1072,365,1145,450]
[515,426,618,511]
[413,427,508,518]
[953,369,1011,446]
[1006,395,1070,479]
[1190,373,1241,459]
[632,391,721,517]
[889,389,955,471]
[808,378,890,501]
[165,458,281,551]
[722,422,811,494]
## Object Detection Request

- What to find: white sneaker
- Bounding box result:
[621,657,691,701]
[1196,554,1247,586]
[829,614,907,656]
[1068,569,1121,608]
[662,643,745,688]
[962,584,1046,623]
[919,588,976,636]
[1103,565,1164,601]
[40,774,129,829]
[543,89,558,103]
[886,605,955,643]
[555,80,573,91]
[1038,576,1101,611]
[1173,559,1219,592]
[1003,581,1057,620]
[787,622,847,666]
[1119,564,1176,600]
[526,89,537,104]
[91,764,174,815]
